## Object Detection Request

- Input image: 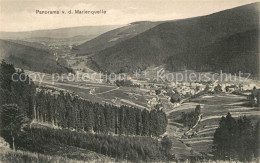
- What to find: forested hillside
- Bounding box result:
[88,3,259,76]
[0,40,72,73]
[166,29,259,75]
[75,21,162,56]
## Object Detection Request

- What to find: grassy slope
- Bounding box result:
[0,146,115,163]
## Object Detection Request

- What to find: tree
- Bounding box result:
[236,116,254,161]
[252,86,258,98]
[170,94,181,103]
[195,105,201,115]
[157,110,168,136]
[150,109,158,136]
[214,84,222,93]
[204,84,210,92]
[0,60,16,91]
[253,120,260,158]
[213,112,237,160]
[135,109,143,135]
[0,104,28,150]
[161,136,172,155]
[155,89,161,95]
[141,110,150,136]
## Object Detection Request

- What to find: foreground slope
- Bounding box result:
[89,3,260,75]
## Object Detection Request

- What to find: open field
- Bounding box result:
[167,93,260,156]
[26,70,154,109]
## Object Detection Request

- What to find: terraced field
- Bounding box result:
[167,93,260,158]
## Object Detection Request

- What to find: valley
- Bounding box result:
[16,16,260,159]
[23,66,260,161]
[0,2,260,162]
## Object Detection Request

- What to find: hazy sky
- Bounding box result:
[0,0,259,32]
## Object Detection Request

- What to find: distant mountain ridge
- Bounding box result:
[86,3,260,76]
[0,25,123,73]
[0,25,121,40]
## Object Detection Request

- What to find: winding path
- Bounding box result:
[185,114,203,135]
[90,87,119,95]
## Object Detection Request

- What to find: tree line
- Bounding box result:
[34,89,167,136]
[9,126,173,162]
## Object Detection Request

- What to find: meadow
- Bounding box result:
[168,93,260,155]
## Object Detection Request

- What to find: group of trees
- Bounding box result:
[0,60,36,118]
[13,127,172,162]
[0,60,36,149]
[35,90,168,136]
[176,105,201,129]
[213,112,259,161]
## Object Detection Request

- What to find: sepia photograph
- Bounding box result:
[0,0,259,162]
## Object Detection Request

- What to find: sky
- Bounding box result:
[0,0,259,32]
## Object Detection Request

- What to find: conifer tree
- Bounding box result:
[0,104,28,150]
